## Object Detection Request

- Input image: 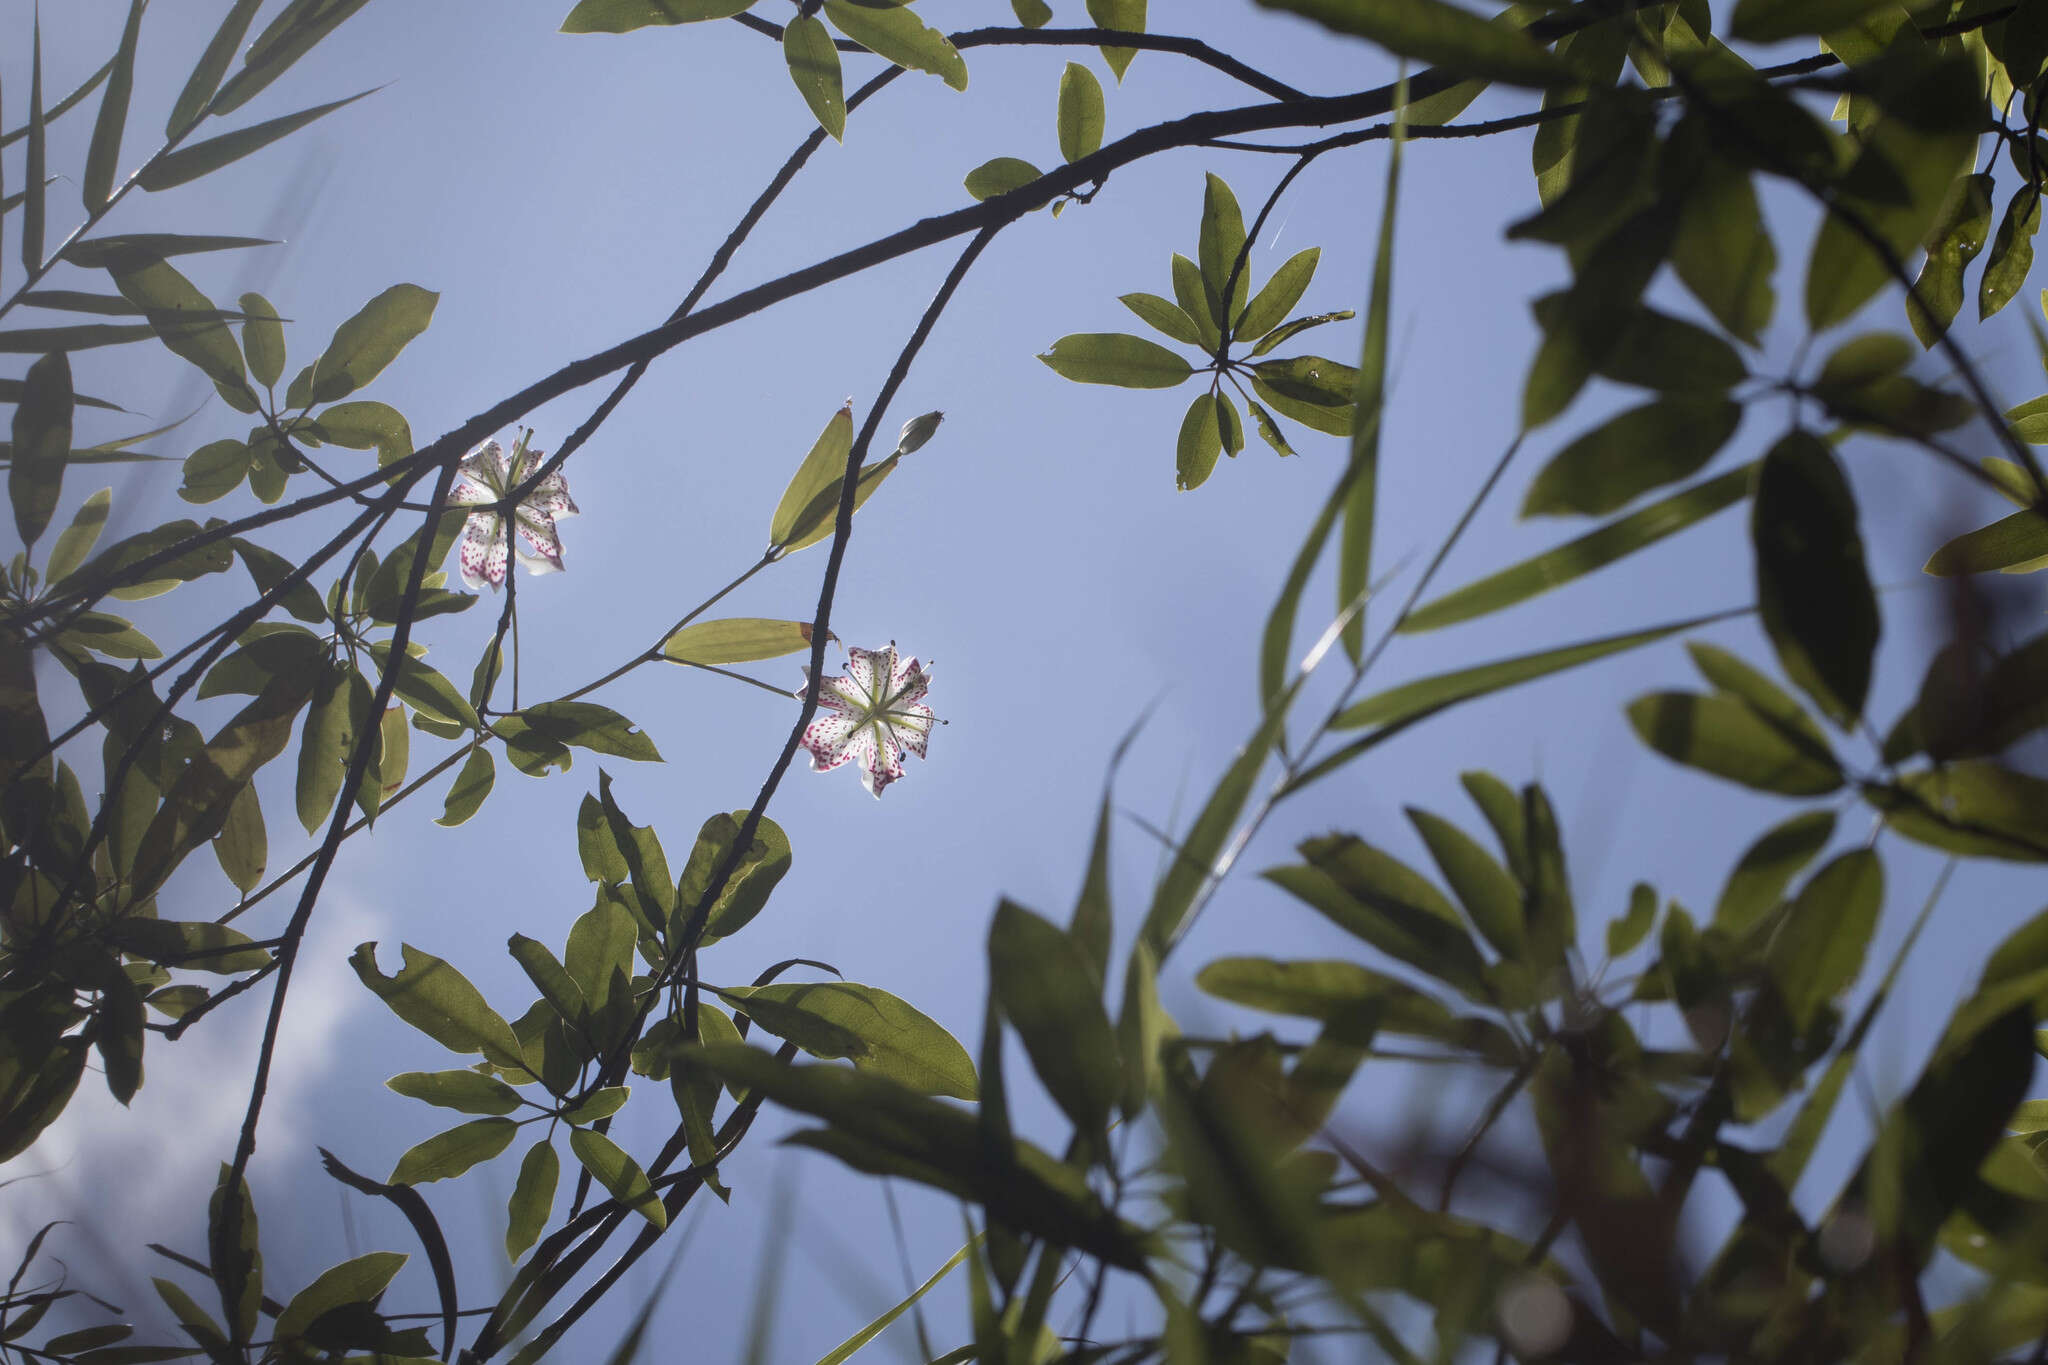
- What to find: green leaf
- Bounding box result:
[315,399,414,465]
[1169,253,1223,352]
[1268,836,1489,998]
[663,617,817,666]
[438,747,495,827]
[569,1128,666,1228]
[1407,806,1525,961]
[133,670,315,895]
[719,980,977,1100]
[563,1086,629,1125]
[1251,353,1358,411]
[1012,0,1053,24]
[822,1,968,90]
[1924,508,2048,575]
[299,284,438,403]
[1731,0,1895,42]
[138,89,376,191]
[213,0,375,115]
[1532,293,1748,394]
[988,900,1121,1137]
[1236,304,1351,358]
[212,780,266,894]
[560,0,754,32]
[107,918,271,974]
[168,0,263,134]
[1239,248,1320,340]
[391,1117,517,1184]
[1038,333,1192,388]
[1753,431,1879,727]
[1196,174,1248,330]
[1607,884,1657,957]
[518,701,660,761]
[783,16,845,140]
[1671,148,1776,345]
[700,1045,1145,1267]
[1335,613,1726,731]
[1872,761,2048,862]
[349,942,528,1071]
[1715,809,1836,934]
[1407,464,1752,631]
[388,1069,524,1116]
[238,292,285,390]
[1086,0,1146,79]
[1767,849,1882,1031]
[1119,292,1204,347]
[107,253,251,405]
[816,1240,976,1365]
[295,664,355,834]
[273,1251,406,1345]
[1196,956,1516,1061]
[0,322,163,354]
[1686,640,1830,750]
[22,18,45,273]
[1057,62,1105,163]
[770,402,854,549]
[1627,691,1844,795]
[45,486,110,584]
[1341,121,1401,662]
[507,933,588,1027]
[10,352,71,549]
[1981,186,2041,321]
[565,897,638,1020]
[83,0,145,212]
[1911,172,1994,346]
[1175,389,1221,491]
[963,156,1046,203]
[1116,940,1165,1117]
[505,1139,557,1261]
[1521,398,1744,517]
[1255,0,1569,85]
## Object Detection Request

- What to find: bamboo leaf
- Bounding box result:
[83,0,145,212]
[138,89,377,192]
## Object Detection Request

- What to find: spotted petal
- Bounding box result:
[513,506,566,574]
[802,710,864,772]
[458,513,509,588]
[888,702,936,759]
[843,645,891,705]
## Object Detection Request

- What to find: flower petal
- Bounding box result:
[887,703,935,758]
[843,646,885,703]
[513,507,565,571]
[458,513,508,588]
[802,711,862,771]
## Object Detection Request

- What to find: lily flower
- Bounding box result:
[801,642,940,797]
[445,431,578,590]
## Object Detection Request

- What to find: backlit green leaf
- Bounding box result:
[1521,398,1743,517]
[1239,248,1320,340]
[989,900,1120,1137]
[964,156,1045,204]
[505,1139,557,1261]
[299,283,438,404]
[83,0,145,212]
[783,16,845,141]
[388,1069,524,1116]
[720,980,977,1100]
[569,1128,666,1228]
[663,618,817,666]
[1057,62,1105,163]
[1628,691,1844,795]
[561,0,754,31]
[1924,508,2048,575]
[138,89,376,191]
[1039,333,1192,388]
[349,942,528,1071]
[822,1,968,90]
[1715,809,1836,933]
[9,351,70,549]
[1175,389,1221,491]
[391,1117,517,1185]
[1086,0,1147,79]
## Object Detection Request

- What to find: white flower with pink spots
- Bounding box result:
[445,431,578,590]
[800,643,939,798]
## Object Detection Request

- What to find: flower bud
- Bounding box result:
[894,410,945,455]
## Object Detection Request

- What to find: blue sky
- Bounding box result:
[6,2,2047,1360]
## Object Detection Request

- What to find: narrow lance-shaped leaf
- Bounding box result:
[83,0,146,212]
[1405,463,1755,632]
[1341,95,1402,660]
[167,0,264,134]
[23,15,45,274]
[989,901,1121,1139]
[212,0,376,115]
[138,88,378,192]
